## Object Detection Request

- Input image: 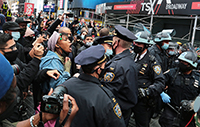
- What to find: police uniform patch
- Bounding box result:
[113,103,122,119]
[153,65,161,75]
[104,72,115,82]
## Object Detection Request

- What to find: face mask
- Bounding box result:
[27,23,30,28]
[81,35,85,40]
[98,67,106,80]
[105,49,113,57]
[91,66,106,80]
[134,45,144,54]
[4,50,19,63]
[161,43,169,50]
[179,62,192,73]
[11,32,20,41]
[20,28,26,37]
[86,42,93,46]
[112,40,119,55]
[168,51,175,56]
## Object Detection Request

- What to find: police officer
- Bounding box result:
[102,25,138,126]
[159,51,200,127]
[132,31,165,127]
[149,31,172,118]
[149,31,172,72]
[166,42,179,69]
[6,9,12,21]
[62,45,126,127]
[1,2,8,15]
[93,36,113,60]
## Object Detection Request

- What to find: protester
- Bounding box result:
[0,53,79,127]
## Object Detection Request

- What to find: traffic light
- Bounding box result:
[44,0,48,5]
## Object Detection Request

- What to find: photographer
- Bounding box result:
[0,53,79,127]
[0,33,44,122]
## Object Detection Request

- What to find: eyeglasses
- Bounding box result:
[0,44,17,51]
[60,33,71,37]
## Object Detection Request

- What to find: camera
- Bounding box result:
[41,85,72,114]
[12,64,20,75]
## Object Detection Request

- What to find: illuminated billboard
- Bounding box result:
[72,0,125,9]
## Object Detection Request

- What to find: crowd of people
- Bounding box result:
[0,6,200,127]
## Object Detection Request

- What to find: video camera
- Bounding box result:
[41,85,72,114]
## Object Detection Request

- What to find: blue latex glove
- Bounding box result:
[160,92,171,103]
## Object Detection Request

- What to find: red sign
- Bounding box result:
[191,2,200,10]
[24,3,34,16]
[114,4,136,10]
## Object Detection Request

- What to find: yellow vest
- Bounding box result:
[3,4,7,10]
[7,11,11,17]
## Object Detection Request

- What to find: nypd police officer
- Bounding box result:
[102,25,138,126]
[132,31,165,127]
[62,45,126,127]
[93,36,113,60]
[166,42,179,69]
[159,51,200,127]
[149,31,172,72]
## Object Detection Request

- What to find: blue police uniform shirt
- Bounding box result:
[102,49,138,113]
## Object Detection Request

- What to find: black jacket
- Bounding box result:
[133,50,165,97]
[149,45,169,72]
[63,73,126,127]
[102,49,138,113]
[16,57,41,91]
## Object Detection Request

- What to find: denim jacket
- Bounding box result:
[40,50,70,93]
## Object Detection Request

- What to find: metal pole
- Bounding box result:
[104,14,107,28]
[126,14,129,28]
[49,5,51,20]
[149,0,154,32]
[191,15,198,45]
[63,0,68,27]
[64,0,68,13]
[150,14,154,32]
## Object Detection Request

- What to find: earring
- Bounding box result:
[60,33,62,40]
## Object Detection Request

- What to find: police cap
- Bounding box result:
[93,36,113,46]
[75,45,106,66]
[114,25,137,42]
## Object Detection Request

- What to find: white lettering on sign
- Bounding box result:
[26,4,33,15]
[105,6,112,10]
[166,3,187,10]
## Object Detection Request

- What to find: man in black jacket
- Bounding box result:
[0,33,44,122]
